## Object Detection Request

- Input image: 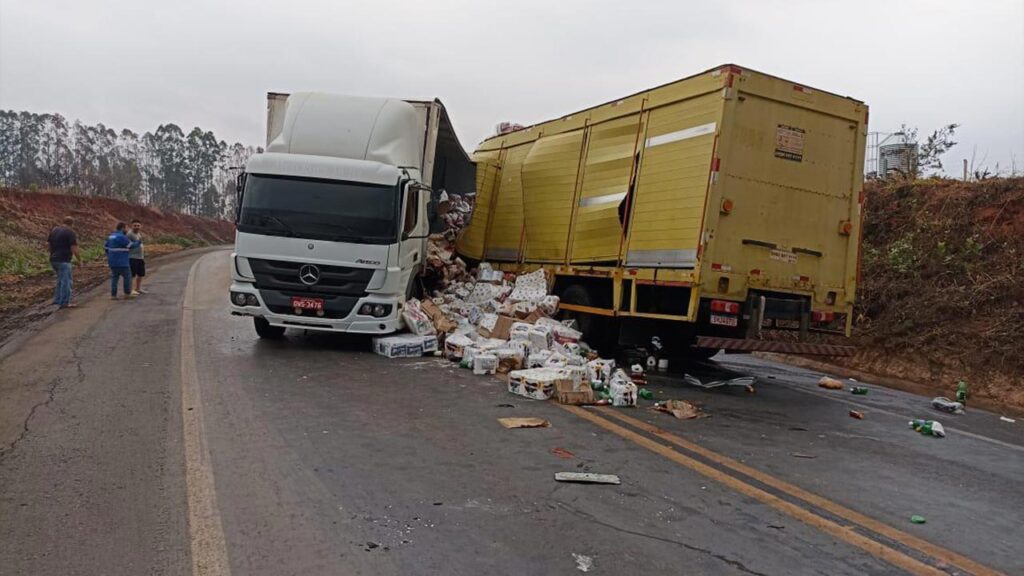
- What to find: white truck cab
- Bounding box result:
[229,92,473,338]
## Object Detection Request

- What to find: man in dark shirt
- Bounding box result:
[47,216,82,308]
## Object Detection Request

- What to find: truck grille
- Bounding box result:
[248,258,374,297]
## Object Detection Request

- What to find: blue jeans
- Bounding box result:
[110,267,131,297]
[51,261,73,306]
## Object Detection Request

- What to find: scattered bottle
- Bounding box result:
[850,386,869,395]
[910,515,926,524]
[639,388,654,400]
[955,379,968,405]
[909,419,946,438]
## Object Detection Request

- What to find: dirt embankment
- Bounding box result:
[831,178,1024,408]
[0,187,234,318]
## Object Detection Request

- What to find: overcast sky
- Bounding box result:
[2,0,1022,174]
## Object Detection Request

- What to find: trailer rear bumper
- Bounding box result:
[696,336,855,356]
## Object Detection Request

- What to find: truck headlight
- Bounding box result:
[373,304,387,317]
[231,292,248,306]
[245,294,259,306]
[359,303,373,315]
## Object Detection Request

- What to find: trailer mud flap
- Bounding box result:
[697,336,855,356]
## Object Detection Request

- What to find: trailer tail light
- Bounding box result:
[710,300,740,314]
[839,220,853,235]
[720,198,734,214]
[812,311,835,323]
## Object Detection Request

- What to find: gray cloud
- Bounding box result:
[2,0,1021,173]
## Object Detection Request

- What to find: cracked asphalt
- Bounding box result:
[1,249,1021,575]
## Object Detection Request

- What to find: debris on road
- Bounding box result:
[572,553,594,572]
[999,416,1015,423]
[932,397,965,414]
[684,374,756,390]
[910,515,927,524]
[818,376,844,390]
[956,378,969,406]
[653,400,705,420]
[851,386,869,395]
[849,410,865,420]
[551,447,575,459]
[373,334,439,358]
[498,417,550,429]
[790,453,817,459]
[554,472,621,485]
[909,419,946,438]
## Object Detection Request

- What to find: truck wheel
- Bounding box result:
[254,317,286,339]
[559,284,618,354]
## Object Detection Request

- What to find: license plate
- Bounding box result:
[775,319,801,329]
[710,314,738,327]
[291,296,324,311]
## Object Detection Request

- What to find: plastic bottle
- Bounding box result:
[909,419,946,438]
[956,379,968,405]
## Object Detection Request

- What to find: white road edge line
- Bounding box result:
[181,254,231,575]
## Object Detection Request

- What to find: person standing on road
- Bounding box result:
[127,219,147,296]
[47,216,83,308]
[105,222,133,300]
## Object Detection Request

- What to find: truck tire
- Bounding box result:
[254,317,286,339]
[559,284,618,354]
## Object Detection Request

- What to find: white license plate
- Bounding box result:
[775,319,801,329]
[710,314,738,327]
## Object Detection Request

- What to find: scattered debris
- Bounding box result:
[910,515,926,524]
[768,524,786,530]
[790,452,817,459]
[932,397,964,414]
[956,379,969,406]
[849,410,865,420]
[909,419,945,438]
[850,386,869,395]
[999,416,1016,423]
[496,403,515,408]
[818,376,844,390]
[498,417,550,429]
[373,334,439,358]
[555,472,621,485]
[572,553,594,573]
[683,374,755,390]
[551,447,575,459]
[364,541,381,551]
[653,400,705,420]
[788,426,809,432]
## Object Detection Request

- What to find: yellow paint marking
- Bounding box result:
[182,255,231,575]
[559,405,948,576]
[596,408,1002,576]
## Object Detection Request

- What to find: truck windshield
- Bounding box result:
[238,174,399,244]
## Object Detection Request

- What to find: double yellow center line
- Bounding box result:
[558,405,1002,576]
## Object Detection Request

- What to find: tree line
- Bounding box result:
[0,110,261,218]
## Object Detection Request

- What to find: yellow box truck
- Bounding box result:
[456,64,866,357]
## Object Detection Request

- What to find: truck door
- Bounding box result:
[399,185,429,297]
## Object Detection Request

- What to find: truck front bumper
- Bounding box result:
[228,282,402,334]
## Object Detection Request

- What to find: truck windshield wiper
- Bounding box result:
[258,214,296,237]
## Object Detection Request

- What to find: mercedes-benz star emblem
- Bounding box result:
[298,264,320,286]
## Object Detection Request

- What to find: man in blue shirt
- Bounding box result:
[105,222,134,300]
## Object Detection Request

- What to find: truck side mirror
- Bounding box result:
[234,173,246,224]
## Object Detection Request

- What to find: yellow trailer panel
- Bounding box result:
[456,64,866,352]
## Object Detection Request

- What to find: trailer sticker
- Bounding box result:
[769,249,797,263]
[645,122,717,148]
[775,124,805,162]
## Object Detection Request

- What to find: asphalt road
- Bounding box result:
[1,249,1021,576]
